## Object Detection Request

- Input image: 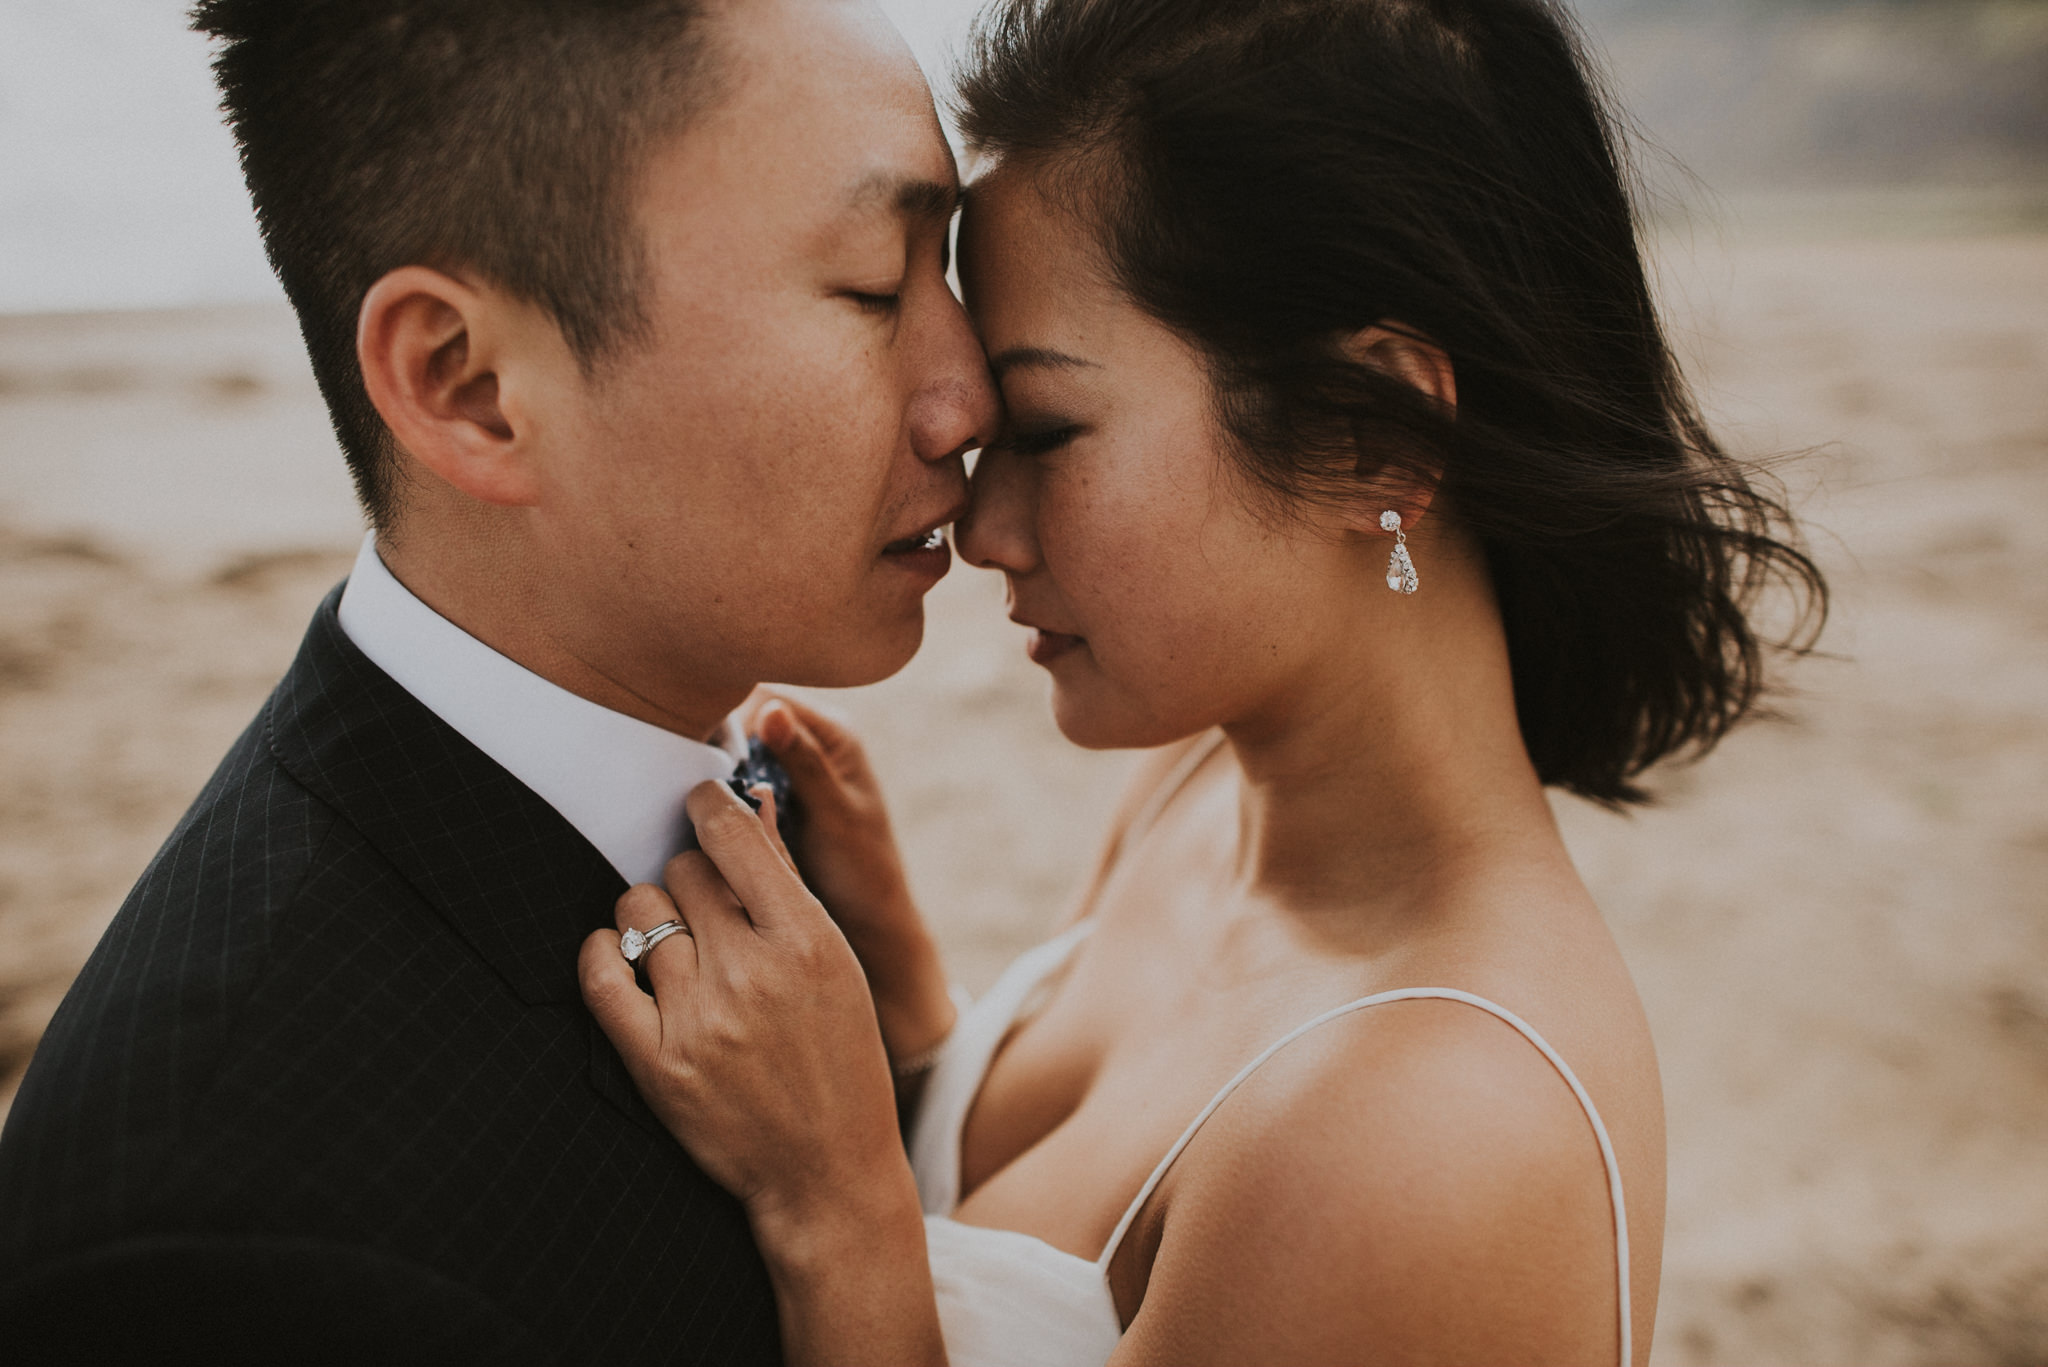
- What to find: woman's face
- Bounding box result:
[955,164,1368,749]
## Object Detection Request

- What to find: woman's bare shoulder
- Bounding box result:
[1116,996,1626,1365]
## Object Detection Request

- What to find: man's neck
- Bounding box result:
[375,521,743,743]
[337,532,746,884]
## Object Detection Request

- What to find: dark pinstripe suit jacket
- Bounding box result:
[0,589,782,1365]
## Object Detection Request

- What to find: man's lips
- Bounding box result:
[882,527,947,555]
[882,500,970,555]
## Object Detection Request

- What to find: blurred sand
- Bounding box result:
[1,222,2043,1365]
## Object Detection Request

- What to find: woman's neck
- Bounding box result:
[1219,558,1563,934]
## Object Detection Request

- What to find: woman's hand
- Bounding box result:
[746,693,955,1064]
[578,780,944,1366]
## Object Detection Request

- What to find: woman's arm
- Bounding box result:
[747,1176,943,1367]
[1109,999,1629,1367]
[579,781,947,1367]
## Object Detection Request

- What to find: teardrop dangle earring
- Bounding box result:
[1381,510,1418,594]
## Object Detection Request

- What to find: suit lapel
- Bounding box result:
[267,589,627,1005]
[264,589,665,1132]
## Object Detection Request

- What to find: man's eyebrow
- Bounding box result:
[847,172,960,223]
[989,346,1098,380]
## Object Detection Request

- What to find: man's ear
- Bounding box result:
[357,266,540,508]
[1339,321,1454,535]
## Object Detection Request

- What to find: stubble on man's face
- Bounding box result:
[532,0,995,718]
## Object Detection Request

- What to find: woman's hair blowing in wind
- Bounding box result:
[956,0,1826,806]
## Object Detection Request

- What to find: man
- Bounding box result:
[0,0,995,1360]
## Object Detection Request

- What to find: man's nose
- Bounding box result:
[908,379,997,468]
[908,297,999,466]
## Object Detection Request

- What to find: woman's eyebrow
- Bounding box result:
[845,171,960,226]
[989,346,1098,380]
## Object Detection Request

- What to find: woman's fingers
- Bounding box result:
[612,881,700,999]
[734,685,783,734]
[579,927,663,1057]
[753,786,797,871]
[615,881,682,934]
[685,780,824,933]
[659,848,751,945]
[768,693,858,752]
[759,695,874,787]
[756,699,833,792]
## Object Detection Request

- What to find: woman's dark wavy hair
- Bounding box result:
[956,0,1827,806]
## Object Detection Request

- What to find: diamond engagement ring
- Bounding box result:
[620,919,688,965]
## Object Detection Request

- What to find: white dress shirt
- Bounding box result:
[336,533,739,886]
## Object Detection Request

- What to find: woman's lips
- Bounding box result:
[1026,628,1084,665]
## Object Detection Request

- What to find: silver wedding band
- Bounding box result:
[619,919,689,965]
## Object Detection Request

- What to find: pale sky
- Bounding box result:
[0,0,982,314]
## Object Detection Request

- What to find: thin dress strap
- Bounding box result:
[1094,987,1632,1367]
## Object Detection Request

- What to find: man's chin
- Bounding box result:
[765,614,926,690]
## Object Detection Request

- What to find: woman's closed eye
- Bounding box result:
[995,422,1082,458]
[845,290,902,315]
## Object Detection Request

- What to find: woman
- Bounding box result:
[578,0,1824,1362]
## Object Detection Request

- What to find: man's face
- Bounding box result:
[525,0,995,718]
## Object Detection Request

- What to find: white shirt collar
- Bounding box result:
[336,533,738,886]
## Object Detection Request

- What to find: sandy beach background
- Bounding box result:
[4,217,2043,1367]
[3,1,2046,1363]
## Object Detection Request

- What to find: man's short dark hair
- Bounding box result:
[191,0,719,526]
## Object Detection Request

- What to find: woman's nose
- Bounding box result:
[954,446,1039,575]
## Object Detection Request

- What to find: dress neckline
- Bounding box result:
[909,921,1633,1366]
